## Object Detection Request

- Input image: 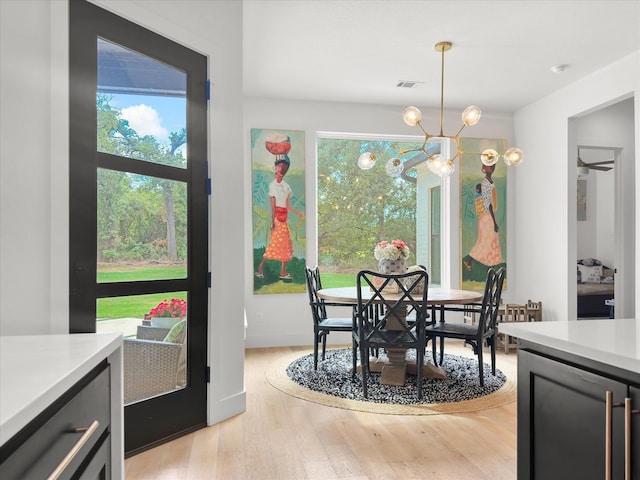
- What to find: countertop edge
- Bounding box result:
[0,333,123,446]
[498,320,640,375]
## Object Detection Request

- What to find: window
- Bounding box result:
[317,134,444,287]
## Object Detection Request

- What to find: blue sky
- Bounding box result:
[109,93,186,145]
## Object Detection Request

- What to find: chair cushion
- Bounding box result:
[163,319,187,344]
[318,317,352,329]
[426,322,479,336]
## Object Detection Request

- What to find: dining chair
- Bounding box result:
[304,266,355,370]
[498,303,527,354]
[425,267,505,386]
[353,269,430,399]
[526,299,543,322]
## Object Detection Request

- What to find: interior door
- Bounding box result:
[69,0,208,456]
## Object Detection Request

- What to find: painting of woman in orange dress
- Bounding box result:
[461,138,507,290]
[256,155,304,279]
[252,129,306,293]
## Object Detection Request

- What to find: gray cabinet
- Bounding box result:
[0,362,111,479]
[518,347,639,479]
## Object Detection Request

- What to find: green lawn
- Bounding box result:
[318,272,358,288]
[97,265,187,320]
[97,265,186,282]
[96,266,356,320]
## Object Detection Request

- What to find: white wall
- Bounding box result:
[0,0,246,425]
[512,52,639,321]
[243,97,517,346]
[1,1,57,335]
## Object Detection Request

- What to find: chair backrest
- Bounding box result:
[304,266,327,324]
[505,304,527,322]
[355,269,429,345]
[526,299,542,321]
[477,267,506,336]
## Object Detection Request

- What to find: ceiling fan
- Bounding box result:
[577,148,614,176]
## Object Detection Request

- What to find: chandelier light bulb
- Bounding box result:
[426,155,439,173]
[440,160,455,178]
[357,152,376,170]
[480,149,499,166]
[504,147,524,166]
[461,105,482,126]
[402,106,422,126]
[385,157,404,177]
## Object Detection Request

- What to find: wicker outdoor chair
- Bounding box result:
[123,323,186,404]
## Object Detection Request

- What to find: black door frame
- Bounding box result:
[69,0,208,456]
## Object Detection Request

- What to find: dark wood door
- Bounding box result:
[69,0,208,456]
[517,349,627,479]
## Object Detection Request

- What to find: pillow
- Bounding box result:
[578,258,602,267]
[163,319,187,344]
[577,264,603,283]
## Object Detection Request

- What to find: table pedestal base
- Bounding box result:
[361,355,447,383]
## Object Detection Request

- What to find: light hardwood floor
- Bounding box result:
[125,342,517,479]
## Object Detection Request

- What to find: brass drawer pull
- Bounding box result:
[47,420,99,480]
[625,398,640,480]
[606,391,613,480]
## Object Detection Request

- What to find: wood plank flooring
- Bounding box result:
[125,343,517,479]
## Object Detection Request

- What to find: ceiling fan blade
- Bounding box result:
[586,159,615,166]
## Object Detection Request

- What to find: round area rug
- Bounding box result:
[266,347,516,415]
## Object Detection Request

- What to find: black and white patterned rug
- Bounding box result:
[284,347,507,406]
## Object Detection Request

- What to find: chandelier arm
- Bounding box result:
[454,122,468,138]
[463,151,500,157]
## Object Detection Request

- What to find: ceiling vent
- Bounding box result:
[396,81,424,89]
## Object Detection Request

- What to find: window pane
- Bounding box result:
[97,168,187,282]
[317,137,436,288]
[96,293,188,405]
[97,38,187,168]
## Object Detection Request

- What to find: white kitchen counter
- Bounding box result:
[0,333,123,477]
[498,318,640,374]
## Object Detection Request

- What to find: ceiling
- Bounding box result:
[243,0,640,113]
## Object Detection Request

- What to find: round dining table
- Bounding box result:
[317,286,484,386]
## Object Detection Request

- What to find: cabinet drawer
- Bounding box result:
[0,362,111,480]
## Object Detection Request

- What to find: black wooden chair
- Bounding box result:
[425,267,505,386]
[353,269,429,399]
[304,266,355,370]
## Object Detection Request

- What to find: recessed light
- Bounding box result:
[551,64,569,74]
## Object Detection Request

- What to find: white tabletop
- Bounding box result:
[318,286,483,305]
[0,333,122,445]
[498,318,640,374]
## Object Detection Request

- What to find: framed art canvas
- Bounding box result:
[460,138,508,291]
[251,128,306,294]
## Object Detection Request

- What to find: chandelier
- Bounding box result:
[357,41,524,178]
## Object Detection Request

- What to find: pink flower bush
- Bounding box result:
[374,239,410,261]
[147,298,187,319]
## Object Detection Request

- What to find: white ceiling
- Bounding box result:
[243,0,640,113]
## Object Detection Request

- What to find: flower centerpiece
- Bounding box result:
[374,239,410,274]
[145,298,187,328]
